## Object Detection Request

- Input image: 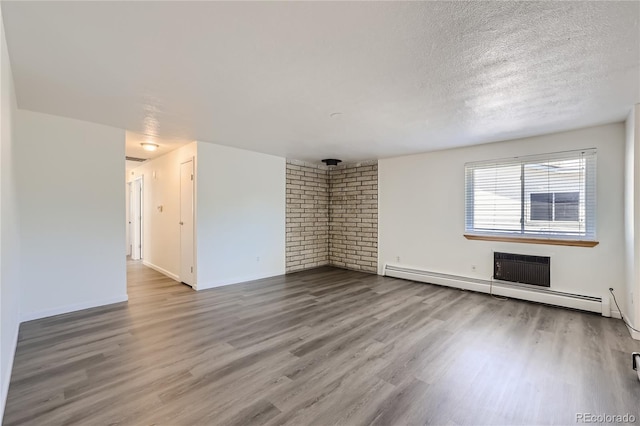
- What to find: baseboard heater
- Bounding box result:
[383,264,611,317]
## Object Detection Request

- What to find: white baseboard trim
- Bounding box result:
[142,261,179,282]
[21,294,129,323]
[0,321,20,425]
[384,263,608,316]
[627,324,640,340]
[197,271,283,291]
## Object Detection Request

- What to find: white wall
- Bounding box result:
[196,142,285,289]
[129,142,196,280]
[0,10,20,421]
[16,110,127,321]
[625,106,640,336]
[379,123,626,310]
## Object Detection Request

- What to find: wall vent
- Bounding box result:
[494,252,550,287]
[126,156,147,162]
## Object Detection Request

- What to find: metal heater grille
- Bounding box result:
[494,252,550,287]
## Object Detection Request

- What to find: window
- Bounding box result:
[465,149,596,241]
[530,193,553,221]
[530,192,579,222]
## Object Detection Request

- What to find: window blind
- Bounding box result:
[465,149,597,240]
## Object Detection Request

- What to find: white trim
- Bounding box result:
[179,157,196,287]
[383,263,608,315]
[196,271,282,291]
[0,321,20,425]
[20,294,128,322]
[131,175,144,260]
[627,324,640,340]
[192,153,198,289]
[142,260,179,282]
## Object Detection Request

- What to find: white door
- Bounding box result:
[180,160,195,286]
[131,177,143,260]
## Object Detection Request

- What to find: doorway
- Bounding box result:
[130,176,143,260]
[180,159,195,286]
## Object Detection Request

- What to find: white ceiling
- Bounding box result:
[2,1,639,162]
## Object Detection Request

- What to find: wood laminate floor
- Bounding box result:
[3,262,640,425]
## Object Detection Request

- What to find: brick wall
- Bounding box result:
[329,161,378,273]
[285,160,329,272]
[286,159,378,274]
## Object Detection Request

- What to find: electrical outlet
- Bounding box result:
[396,256,400,263]
[256,256,260,262]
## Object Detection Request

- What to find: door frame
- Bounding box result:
[131,176,144,260]
[179,158,196,287]
[126,181,132,257]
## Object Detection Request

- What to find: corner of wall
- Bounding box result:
[0,323,19,424]
[328,161,378,273]
[635,105,640,332]
[626,104,640,336]
[0,8,22,422]
[285,159,379,274]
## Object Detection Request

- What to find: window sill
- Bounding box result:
[463,234,599,247]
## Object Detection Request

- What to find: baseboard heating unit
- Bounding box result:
[383,264,614,318]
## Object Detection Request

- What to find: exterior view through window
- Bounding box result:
[465,149,596,240]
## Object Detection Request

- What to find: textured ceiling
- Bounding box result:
[2,1,639,162]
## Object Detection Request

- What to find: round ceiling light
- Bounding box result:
[141,142,159,152]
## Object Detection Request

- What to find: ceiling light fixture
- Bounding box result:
[141,142,159,152]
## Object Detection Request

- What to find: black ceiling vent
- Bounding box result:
[321,159,342,166]
[126,156,147,162]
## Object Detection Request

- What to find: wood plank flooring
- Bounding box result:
[3,262,640,425]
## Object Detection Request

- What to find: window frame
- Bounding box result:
[464,149,597,246]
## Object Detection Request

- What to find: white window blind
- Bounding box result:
[465,149,597,240]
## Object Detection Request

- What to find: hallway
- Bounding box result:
[126,259,192,304]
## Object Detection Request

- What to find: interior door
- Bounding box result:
[180,160,195,286]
